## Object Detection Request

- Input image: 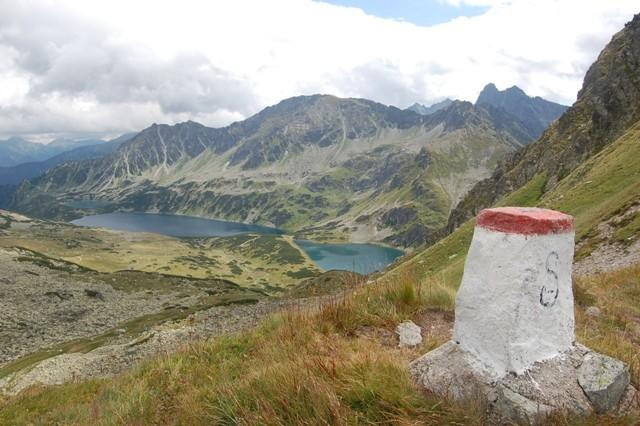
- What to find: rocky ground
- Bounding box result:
[0,247,182,366]
[0,243,326,395]
[574,203,640,276]
[0,298,310,395]
[575,238,640,276]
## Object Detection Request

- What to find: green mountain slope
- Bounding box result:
[383,13,640,293]
[10,93,563,247]
[448,15,640,231]
[385,118,640,296]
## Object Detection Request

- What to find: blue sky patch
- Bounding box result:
[319,0,489,26]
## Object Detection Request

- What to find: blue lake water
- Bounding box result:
[295,240,403,275]
[72,212,403,274]
[72,212,283,237]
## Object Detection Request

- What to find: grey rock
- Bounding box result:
[410,342,635,421]
[489,385,553,424]
[396,321,422,348]
[409,341,491,401]
[577,352,630,413]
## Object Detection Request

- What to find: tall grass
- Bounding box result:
[574,264,640,387]
[318,271,455,334]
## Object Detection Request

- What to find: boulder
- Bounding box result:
[410,341,636,420]
[577,352,630,413]
[409,341,490,400]
[396,321,422,348]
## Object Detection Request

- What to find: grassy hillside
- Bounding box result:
[384,119,640,295]
[0,259,637,424]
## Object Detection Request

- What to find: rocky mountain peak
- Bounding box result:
[476,82,499,100]
[477,82,534,107]
[448,13,640,232]
[475,82,567,140]
[407,98,454,116]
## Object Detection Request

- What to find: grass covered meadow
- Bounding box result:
[1,263,639,425]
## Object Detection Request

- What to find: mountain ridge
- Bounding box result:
[448,14,640,231]
[10,89,565,247]
[475,82,568,140]
[407,99,454,115]
[0,137,110,168]
[0,133,135,187]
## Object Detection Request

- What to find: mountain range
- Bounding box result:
[8,86,567,247]
[390,13,640,289]
[0,137,112,168]
[0,133,134,187]
[407,99,454,116]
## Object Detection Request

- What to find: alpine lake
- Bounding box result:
[72,212,403,275]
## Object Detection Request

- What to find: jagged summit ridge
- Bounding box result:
[407,99,454,116]
[449,13,640,231]
[476,82,568,139]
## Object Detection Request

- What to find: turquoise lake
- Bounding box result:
[72,212,403,274]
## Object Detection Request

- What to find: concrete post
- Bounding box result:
[453,207,576,378]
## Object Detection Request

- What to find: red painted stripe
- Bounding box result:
[476,207,574,235]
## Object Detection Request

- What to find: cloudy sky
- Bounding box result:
[0,0,637,141]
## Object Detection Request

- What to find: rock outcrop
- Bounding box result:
[577,352,631,414]
[410,343,635,422]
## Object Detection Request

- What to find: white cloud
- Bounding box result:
[0,0,637,140]
[438,0,511,6]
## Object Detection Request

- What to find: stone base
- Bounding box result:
[409,341,637,423]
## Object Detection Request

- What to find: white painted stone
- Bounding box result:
[453,224,576,378]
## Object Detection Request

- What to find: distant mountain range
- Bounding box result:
[9,86,566,247]
[0,133,135,186]
[408,84,567,141]
[407,99,454,116]
[0,137,112,168]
